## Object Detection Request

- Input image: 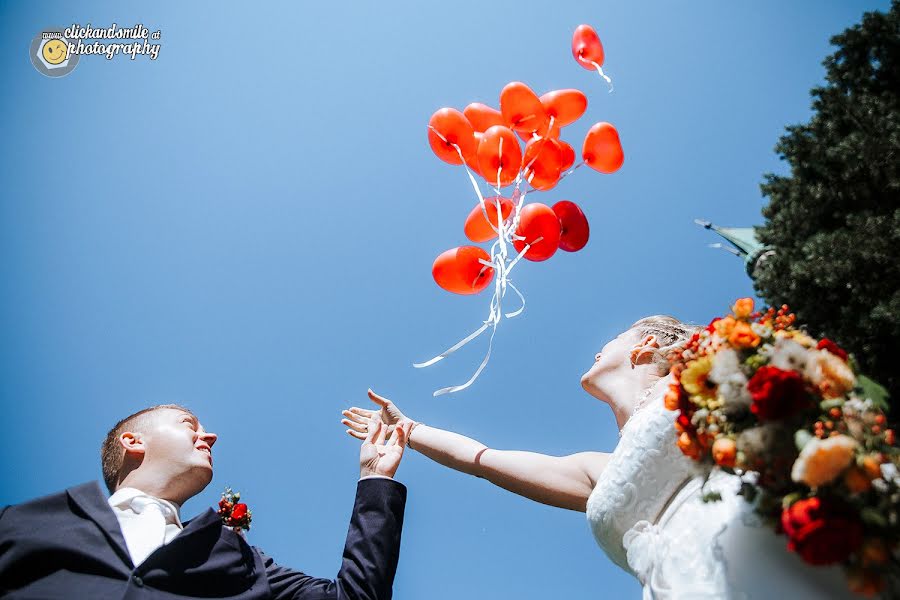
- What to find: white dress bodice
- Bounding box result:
[586,391,862,599]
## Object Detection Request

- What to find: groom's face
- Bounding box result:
[141,408,217,488]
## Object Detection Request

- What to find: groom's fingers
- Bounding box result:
[365,418,381,443]
[391,423,408,448]
[374,417,388,445]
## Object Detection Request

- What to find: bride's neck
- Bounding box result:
[602,367,663,431]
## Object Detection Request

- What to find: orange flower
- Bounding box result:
[677,431,702,460]
[806,349,856,399]
[728,321,761,349]
[860,539,890,567]
[790,434,857,488]
[843,467,873,494]
[663,383,682,411]
[712,438,736,468]
[732,297,754,319]
[847,567,885,597]
[713,316,736,337]
[862,455,883,480]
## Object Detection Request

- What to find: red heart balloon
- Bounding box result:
[432,246,494,295]
[513,203,561,262]
[428,108,477,165]
[557,140,576,171]
[477,125,522,187]
[553,200,590,252]
[500,82,549,135]
[572,24,604,70]
[582,122,624,174]
[522,138,563,191]
[540,89,588,128]
[464,103,505,133]
[464,196,515,243]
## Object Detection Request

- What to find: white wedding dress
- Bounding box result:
[586,383,860,599]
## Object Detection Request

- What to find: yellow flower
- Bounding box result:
[728,321,761,349]
[732,297,754,319]
[791,434,858,488]
[681,357,715,398]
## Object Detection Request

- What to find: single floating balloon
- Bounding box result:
[499,82,549,135]
[477,125,522,187]
[464,103,505,133]
[553,200,590,252]
[540,89,588,127]
[513,203,561,262]
[572,24,613,89]
[428,108,478,166]
[464,196,514,243]
[572,24,604,69]
[432,246,495,295]
[583,122,624,174]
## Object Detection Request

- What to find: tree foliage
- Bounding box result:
[755,1,900,401]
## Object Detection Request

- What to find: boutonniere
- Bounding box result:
[218,487,252,533]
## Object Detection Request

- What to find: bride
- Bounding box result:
[342,316,860,598]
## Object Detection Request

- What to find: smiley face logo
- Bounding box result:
[41,39,68,65]
[30,29,79,77]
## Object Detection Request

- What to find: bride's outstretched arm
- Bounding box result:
[342,390,609,512]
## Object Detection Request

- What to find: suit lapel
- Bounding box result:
[67,481,133,568]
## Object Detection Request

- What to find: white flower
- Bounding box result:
[769,338,810,373]
[881,463,899,484]
[709,349,751,409]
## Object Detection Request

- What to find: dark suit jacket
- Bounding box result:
[0,478,406,599]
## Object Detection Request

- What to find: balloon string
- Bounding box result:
[589,61,613,92]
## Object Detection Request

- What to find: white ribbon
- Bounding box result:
[415,136,545,395]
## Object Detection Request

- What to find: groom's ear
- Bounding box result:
[119,431,146,457]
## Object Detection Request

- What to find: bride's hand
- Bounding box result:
[342,388,415,441]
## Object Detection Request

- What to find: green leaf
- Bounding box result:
[858,375,890,411]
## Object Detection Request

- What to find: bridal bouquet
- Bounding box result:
[667,298,897,596]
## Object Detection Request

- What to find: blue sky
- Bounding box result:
[0,1,889,598]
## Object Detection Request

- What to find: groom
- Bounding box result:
[0,403,411,599]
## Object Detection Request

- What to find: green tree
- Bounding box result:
[755,1,900,401]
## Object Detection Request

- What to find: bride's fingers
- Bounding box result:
[367,388,390,407]
[347,407,376,419]
[341,418,367,433]
[342,410,370,425]
[345,428,367,440]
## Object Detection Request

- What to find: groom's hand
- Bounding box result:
[359,416,410,479]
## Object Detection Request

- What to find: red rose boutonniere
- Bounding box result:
[218,487,252,533]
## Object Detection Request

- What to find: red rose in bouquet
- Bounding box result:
[817,338,848,361]
[747,366,809,421]
[781,497,863,565]
[231,503,248,522]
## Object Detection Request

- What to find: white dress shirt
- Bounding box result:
[108,487,184,566]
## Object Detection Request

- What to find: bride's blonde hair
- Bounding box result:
[630,315,700,375]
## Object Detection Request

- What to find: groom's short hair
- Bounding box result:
[100,404,194,493]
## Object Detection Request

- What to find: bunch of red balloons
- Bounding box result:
[428,25,623,296]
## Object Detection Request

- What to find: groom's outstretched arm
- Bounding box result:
[260,478,407,600]
[262,417,409,600]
